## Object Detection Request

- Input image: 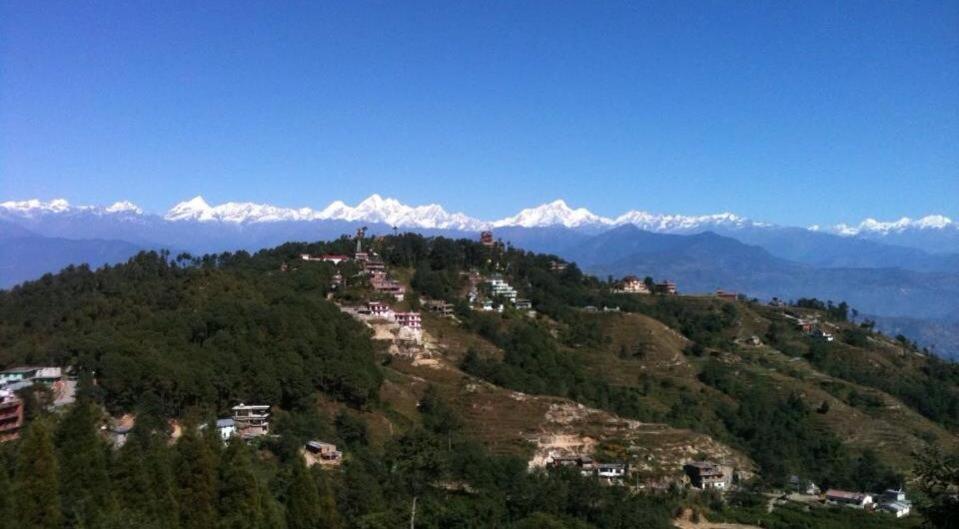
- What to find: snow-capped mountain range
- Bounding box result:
[820,215,955,236]
[0,195,764,232]
[1,195,955,237]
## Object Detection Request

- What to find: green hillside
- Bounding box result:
[0,234,955,529]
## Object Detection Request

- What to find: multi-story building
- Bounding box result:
[654,280,678,295]
[684,461,732,490]
[617,276,650,294]
[232,403,270,439]
[366,301,394,319]
[488,276,518,302]
[395,312,422,330]
[0,389,24,442]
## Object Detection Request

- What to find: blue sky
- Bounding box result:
[1,1,956,225]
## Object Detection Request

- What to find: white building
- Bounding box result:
[880,502,911,518]
[216,418,236,441]
[596,463,627,480]
[488,277,518,302]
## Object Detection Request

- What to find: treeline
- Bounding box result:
[1,389,678,529]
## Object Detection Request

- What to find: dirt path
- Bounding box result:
[673,509,761,529]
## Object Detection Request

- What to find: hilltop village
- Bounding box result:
[0,230,954,529]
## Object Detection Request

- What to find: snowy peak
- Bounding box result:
[489,199,756,231]
[613,210,753,232]
[0,198,144,218]
[1,198,73,215]
[828,215,955,236]
[493,199,613,228]
[164,196,214,221]
[105,201,143,214]
[317,194,486,230]
[161,194,486,230]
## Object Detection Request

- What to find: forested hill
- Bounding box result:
[0,250,381,414]
[0,234,957,529]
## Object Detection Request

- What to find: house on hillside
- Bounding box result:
[715,290,738,301]
[488,276,518,303]
[107,425,133,448]
[796,318,817,333]
[1,366,60,386]
[370,275,406,301]
[0,389,24,443]
[809,328,835,342]
[596,463,628,482]
[548,455,595,476]
[301,254,350,265]
[616,275,649,294]
[425,299,455,317]
[395,312,422,330]
[787,475,820,495]
[654,281,678,295]
[305,440,343,466]
[878,488,911,518]
[881,488,907,503]
[825,489,873,508]
[880,501,911,518]
[683,461,732,490]
[366,301,394,319]
[232,403,270,439]
[216,418,236,441]
[480,231,494,247]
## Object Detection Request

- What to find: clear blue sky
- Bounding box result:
[1,1,956,225]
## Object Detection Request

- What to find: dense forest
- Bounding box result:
[0,233,957,528]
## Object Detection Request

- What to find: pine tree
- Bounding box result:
[174,428,218,529]
[56,399,115,527]
[111,436,153,517]
[285,457,322,529]
[146,441,180,529]
[14,419,62,529]
[257,483,286,529]
[311,466,342,529]
[217,440,262,529]
[0,463,12,529]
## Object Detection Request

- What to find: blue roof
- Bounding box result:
[216,418,235,428]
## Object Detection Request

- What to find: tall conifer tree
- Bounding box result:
[56,399,115,526]
[285,457,322,529]
[217,439,261,529]
[14,420,62,529]
[174,428,218,529]
[0,464,12,529]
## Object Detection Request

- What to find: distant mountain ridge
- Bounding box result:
[0,195,779,232]
[4,195,956,251]
[3,194,958,357]
[569,226,959,322]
